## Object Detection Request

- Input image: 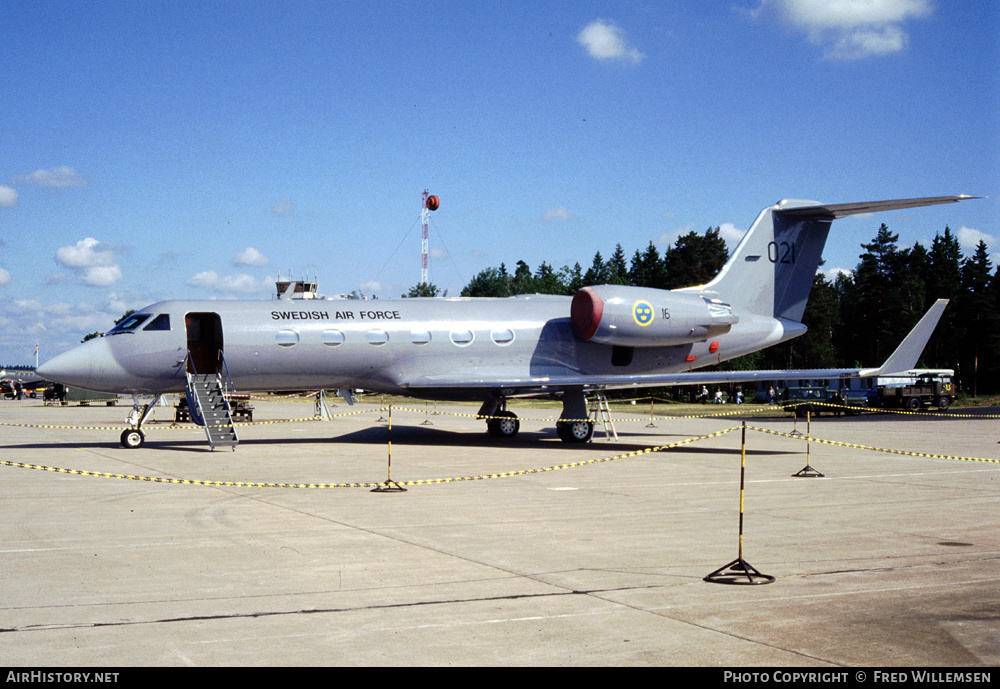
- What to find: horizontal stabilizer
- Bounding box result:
[777,196,978,220]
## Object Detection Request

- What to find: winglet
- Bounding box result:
[861,299,949,377]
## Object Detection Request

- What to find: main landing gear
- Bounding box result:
[479,399,521,439]
[555,419,595,443]
[478,389,595,444]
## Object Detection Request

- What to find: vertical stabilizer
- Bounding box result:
[686,195,975,322]
[686,200,831,322]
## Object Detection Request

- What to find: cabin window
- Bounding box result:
[107,313,151,334]
[410,330,431,345]
[450,330,474,347]
[143,314,171,331]
[491,328,515,346]
[321,330,345,347]
[366,329,389,346]
[275,329,300,347]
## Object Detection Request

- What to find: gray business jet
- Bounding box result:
[38,195,974,449]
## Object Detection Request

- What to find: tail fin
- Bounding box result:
[689,196,976,322]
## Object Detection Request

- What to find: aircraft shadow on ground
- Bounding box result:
[2,421,796,456]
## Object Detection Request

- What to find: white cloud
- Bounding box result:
[826,24,908,58]
[0,298,116,346]
[0,267,10,285]
[577,20,644,64]
[55,238,113,268]
[956,226,1000,267]
[0,186,17,207]
[543,207,575,222]
[12,166,91,187]
[186,270,266,294]
[358,281,386,295]
[54,238,123,286]
[717,222,746,249]
[957,226,996,253]
[754,0,933,59]
[820,266,853,283]
[77,265,122,287]
[233,247,269,266]
[270,199,295,215]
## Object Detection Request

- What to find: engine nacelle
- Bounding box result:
[570,285,738,348]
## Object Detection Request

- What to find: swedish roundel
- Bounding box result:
[632,300,655,326]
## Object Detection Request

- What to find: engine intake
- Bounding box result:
[571,285,737,348]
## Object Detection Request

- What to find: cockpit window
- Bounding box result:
[143,314,171,331]
[107,313,151,334]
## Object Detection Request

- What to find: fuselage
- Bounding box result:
[37,294,800,398]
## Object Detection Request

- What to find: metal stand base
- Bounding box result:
[704,557,775,585]
[792,465,824,477]
[371,480,407,493]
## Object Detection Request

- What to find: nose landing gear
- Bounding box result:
[120,395,163,449]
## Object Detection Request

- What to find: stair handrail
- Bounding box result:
[183,351,205,426]
[218,350,237,401]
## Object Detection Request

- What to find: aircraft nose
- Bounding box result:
[37,337,125,392]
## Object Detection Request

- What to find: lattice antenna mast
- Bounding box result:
[421,190,429,286]
[420,191,439,287]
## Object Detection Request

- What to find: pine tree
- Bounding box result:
[845,224,908,365]
[608,244,629,285]
[958,241,995,395]
[924,227,963,370]
[662,228,729,289]
[511,260,534,295]
[583,252,609,286]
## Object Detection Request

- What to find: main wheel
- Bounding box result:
[120,428,145,449]
[557,420,594,443]
[487,411,520,439]
[907,397,922,410]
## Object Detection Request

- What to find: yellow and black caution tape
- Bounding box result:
[3,403,998,489]
[0,428,740,488]
[746,424,1000,464]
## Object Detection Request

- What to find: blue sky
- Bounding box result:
[1,1,997,366]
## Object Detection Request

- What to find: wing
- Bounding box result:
[403,300,948,398]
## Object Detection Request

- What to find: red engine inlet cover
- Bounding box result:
[571,287,603,340]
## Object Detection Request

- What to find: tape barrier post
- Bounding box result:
[372,404,406,493]
[704,422,775,585]
[792,410,824,478]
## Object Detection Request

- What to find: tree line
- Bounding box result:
[458,223,1000,397]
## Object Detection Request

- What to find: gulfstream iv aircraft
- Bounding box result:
[38,196,974,449]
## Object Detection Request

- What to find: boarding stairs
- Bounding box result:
[185,367,239,451]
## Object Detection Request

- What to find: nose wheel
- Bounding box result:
[120,428,146,449]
